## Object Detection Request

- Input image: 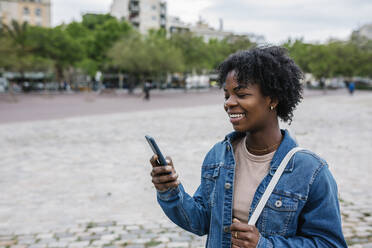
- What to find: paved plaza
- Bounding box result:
[0,89,372,247]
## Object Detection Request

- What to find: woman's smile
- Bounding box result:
[228,112,246,124]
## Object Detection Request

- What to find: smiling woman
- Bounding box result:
[148,46,347,247]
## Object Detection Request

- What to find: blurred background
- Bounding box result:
[0,0,371,94]
[0,0,371,247]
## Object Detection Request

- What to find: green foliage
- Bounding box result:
[206,36,254,70]
[170,32,210,72]
[28,25,84,81]
[145,29,184,75]
[108,29,184,81]
[285,38,372,80]
[1,15,371,86]
[82,14,116,30]
[0,20,51,75]
[66,14,132,75]
[284,39,313,73]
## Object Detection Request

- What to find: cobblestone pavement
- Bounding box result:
[0,221,207,248]
[0,214,371,248]
[1,90,372,247]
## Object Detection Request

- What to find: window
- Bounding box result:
[152,5,156,10]
[152,16,157,21]
[35,8,42,16]
[23,7,30,15]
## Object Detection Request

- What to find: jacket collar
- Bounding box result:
[224,129,298,174]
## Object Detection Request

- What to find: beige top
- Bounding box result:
[232,136,276,222]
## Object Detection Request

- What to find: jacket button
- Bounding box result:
[275,200,282,208]
[227,145,230,151]
[225,183,231,189]
[223,226,230,233]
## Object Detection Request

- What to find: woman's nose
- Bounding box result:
[224,96,237,108]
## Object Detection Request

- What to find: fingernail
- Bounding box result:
[233,218,241,223]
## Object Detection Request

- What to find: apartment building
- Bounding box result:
[167,16,190,34]
[356,23,372,40]
[110,0,166,34]
[0,0,51,27]
[189,20,233,42]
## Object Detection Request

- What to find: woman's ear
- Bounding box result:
[266,96,279,110]
[270,97,279,109]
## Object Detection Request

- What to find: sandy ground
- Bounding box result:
[0,89,371,235]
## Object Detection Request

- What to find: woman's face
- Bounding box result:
[223,70,274,133]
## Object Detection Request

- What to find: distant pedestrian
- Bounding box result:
[148,46,347,247]
[319,78,327,94]
[143,80,151,101]
[348,81,355,95]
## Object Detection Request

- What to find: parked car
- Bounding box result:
[33,82,45,91]
[45,82,59,91]
[0,77,8,92]
[22,82,32,92]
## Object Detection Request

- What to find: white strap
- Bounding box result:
[247,147,304,226]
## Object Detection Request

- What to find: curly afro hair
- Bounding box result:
[217,46,303,123]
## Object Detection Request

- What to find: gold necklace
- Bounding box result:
[247,141,281,153]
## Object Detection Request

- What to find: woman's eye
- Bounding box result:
[237,94,248,98]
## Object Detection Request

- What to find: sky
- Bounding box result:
[52,0,372,44]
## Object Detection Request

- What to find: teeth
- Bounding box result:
[230,113,244,118]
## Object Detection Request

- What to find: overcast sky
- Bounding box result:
[52,0,372,44]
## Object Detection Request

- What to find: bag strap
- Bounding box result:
[247,147,304,226]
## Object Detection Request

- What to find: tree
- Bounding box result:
[65,21,97,78]
[284,39,313,73]
[170,32,210,73]
[206,38,231,70]
[1,21,35,78]
[227,36,255,53]
[0,21,51,99]
[144,29,184,77]
[63,14,133,79]
[108,29,184,90]
[28,25,84,83]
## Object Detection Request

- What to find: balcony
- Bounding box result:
[129,5,140,13]
[130,16,140,24]
[160,7,166,16]
[160,17,166,25]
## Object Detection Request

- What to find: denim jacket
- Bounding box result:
[157,130,347,247]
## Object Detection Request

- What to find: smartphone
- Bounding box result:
[145,135,167,166]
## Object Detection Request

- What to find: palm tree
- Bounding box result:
[0,20,33,101]
[3,20,33,79]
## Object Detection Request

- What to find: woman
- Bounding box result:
[149,46,347,247]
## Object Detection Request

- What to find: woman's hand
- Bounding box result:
[230,218,260,248]
[150,155,180,192]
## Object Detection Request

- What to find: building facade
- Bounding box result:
[167,16,190,34]
[189,20,233,42]
[110,0,166,34]
[110,0,255,43]
[354,23,372,40]
[0,0,51,27]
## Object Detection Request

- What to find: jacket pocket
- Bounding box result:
[258,193,298,237]
[201,167,220,208]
